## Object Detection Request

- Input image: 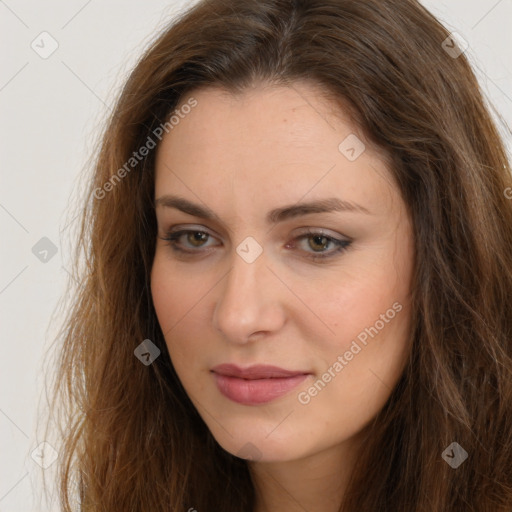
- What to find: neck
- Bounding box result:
[249,433,364,512]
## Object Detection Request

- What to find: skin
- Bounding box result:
[151,81,415,512]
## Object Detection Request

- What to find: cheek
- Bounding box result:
[150,252,224,391]
[150,252,206,334]
[150,254,201,364]
[295,245,412,415]
[151,273,178,338]
[297,254,409,353]
[296,282,411,441]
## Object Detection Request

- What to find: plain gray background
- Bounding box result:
[1,1,511,510]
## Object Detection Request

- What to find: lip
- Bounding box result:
[211,364,311,405]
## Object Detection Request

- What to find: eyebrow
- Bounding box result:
[154,194,372,224]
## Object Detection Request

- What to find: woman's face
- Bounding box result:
[151,82,414,462]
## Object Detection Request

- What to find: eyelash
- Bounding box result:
[159,228,352,261]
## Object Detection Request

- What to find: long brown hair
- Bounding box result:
[42,0,512,510]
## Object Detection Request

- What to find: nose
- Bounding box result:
[212,249,286,344]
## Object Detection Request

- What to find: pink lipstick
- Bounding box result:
[211,364,310,405]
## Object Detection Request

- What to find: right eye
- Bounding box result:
[160,229,218,254]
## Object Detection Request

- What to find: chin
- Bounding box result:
[206,420,311,463]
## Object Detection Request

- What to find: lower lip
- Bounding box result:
[213,373,309,405]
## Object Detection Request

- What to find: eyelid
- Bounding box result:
[293,226,350,240]
[162,224,349,241]
[164,224,217,235]
[159,224,352,260]
[163,225,220,243]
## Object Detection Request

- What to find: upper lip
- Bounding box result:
[211,363,310,380]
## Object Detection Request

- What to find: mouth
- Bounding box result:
[211,364,311,405]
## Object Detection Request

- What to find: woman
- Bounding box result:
[44,0,512,510]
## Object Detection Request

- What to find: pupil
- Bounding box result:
[190,232,206,245]
[311,235,327,251]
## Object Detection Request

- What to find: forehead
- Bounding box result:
[165,82,358,157]
[154,82,399,220]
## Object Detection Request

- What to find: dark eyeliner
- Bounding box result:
[159,228,352,260]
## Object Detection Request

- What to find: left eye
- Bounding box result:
[291,232,349,256]
[160,229,352,260]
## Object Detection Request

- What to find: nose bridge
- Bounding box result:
[225,253,260,303]
[213,245,283,342]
